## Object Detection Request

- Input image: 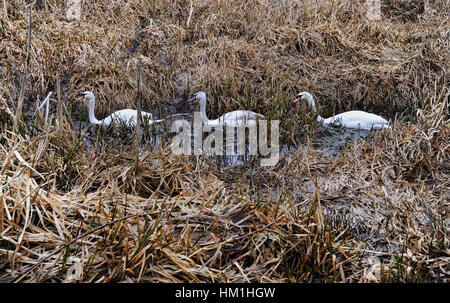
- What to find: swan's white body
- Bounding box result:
[294,92,390,130]
[319,110,389,129]
[80,91,163,127]
[190,91,264,128]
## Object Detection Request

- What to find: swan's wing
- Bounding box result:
[105,109,137,126]
[109,109,157,125]
[141,111,155,120]
[100,116,112,127]
[327,111,389,129]
[221,110,264,121]
[102,112,127,126]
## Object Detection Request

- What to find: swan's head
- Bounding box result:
[188,91,206,103]
[293,91,316,112]
[79,91,95,101]
[293,92,312,103]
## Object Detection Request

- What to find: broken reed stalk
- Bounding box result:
[0,194,4,234]
[187,2,194,26]
[45,90,49,124]
[56,75,62,127]
[38,92,52,111]
[135,58,142,175]
[13,3,33,137]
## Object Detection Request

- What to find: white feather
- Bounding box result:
[81,91,164,127]
[191,91,264,128]
[296,92,390,130]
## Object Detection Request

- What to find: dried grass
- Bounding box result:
[0,0,448,282]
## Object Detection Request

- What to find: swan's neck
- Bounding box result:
[305,94,317,113]
[87,97,101,125]
[199,96,209,124]
[305,93,326,124]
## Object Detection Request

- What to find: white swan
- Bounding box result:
[293,92,390,130]
[79,91,164,127]
[189,91,264,127]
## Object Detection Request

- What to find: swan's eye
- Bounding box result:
[188,94,198,102]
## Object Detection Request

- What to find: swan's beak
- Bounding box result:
[188,96,197,102]
[293,96,301,103]
[77,93,85,101]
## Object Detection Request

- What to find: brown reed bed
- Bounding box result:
[0,0,449,282]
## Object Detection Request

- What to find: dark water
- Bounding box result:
[79,113,373,168]
[312,126,371,158]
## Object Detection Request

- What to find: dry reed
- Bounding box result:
[0,0,448,283]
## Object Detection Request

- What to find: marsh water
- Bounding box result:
[78,113,372,168]
[26,94,374,168]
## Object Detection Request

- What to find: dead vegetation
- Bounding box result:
[381,0,425,21]
[0,0,448,282]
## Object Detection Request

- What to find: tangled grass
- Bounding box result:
[0,0,448,282]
